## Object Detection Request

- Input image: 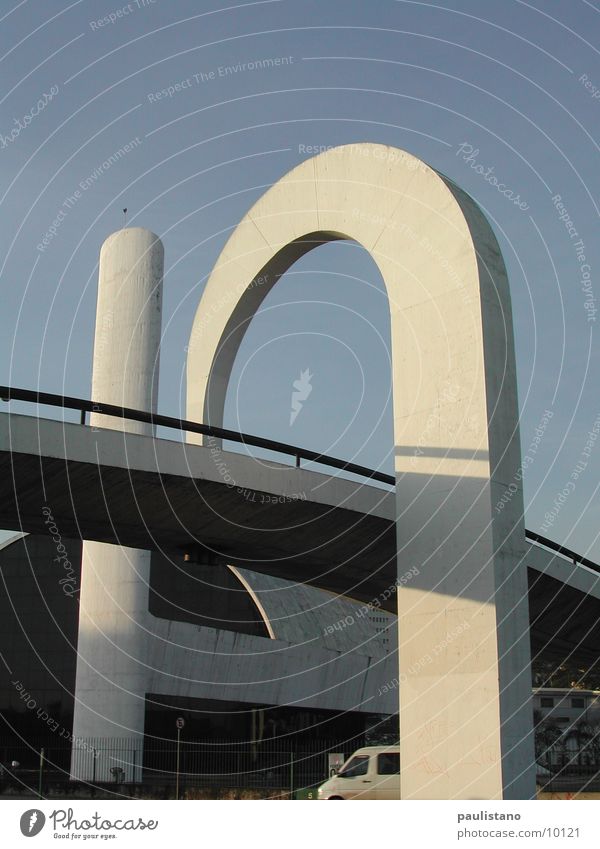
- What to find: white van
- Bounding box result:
[317,746,400,800]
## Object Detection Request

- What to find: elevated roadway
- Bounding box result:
[1,412,599,664]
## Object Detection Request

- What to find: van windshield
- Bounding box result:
[338,755,369,778]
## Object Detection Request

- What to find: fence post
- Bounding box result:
[92,747,97,786]
[176,726,181,800]
[38,748,44,798]
[290,752,294,798]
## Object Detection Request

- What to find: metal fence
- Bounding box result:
[536,763,600,793]
[0,735,362,794]
[5,735,600,796]
[142,737,356,789]
[536,751,600,792]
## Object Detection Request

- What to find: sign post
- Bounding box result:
[38,748,44,798]
[176,717,185,800]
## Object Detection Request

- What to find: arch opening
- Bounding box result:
[219,236,394,479]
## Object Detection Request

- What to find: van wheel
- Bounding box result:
[328,796,344,800]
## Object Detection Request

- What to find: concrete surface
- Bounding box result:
[71,228,164,780]
[185,143,535,799]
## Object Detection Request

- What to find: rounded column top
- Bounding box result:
[100,226,163,256]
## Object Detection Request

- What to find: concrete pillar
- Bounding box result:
[71,228,163,782]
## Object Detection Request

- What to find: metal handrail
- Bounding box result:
[0,385,395,486]
[1,384,598,574]
[524,530,600,574]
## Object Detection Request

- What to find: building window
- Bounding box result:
[540,697,554,708]
[571,697,585,709]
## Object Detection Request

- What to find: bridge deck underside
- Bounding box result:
[0,442,396,608]
[1,414,599,663]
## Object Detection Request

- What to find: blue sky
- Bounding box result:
[1,0,600,558]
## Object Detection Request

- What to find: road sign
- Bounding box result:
[328,753,345,777]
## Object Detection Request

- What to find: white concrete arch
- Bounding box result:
[185,144,535,799]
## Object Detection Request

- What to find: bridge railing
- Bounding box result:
[0,384,393,486]
[1,384,598,575]
[525,530,600,575]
